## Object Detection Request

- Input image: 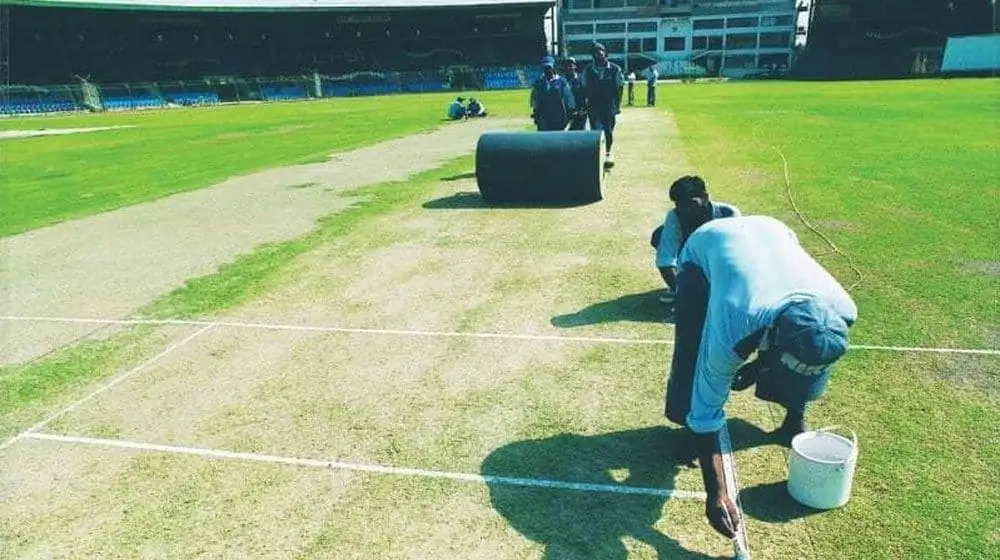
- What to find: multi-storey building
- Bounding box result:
[559,0,811,77]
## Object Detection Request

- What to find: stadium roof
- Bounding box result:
[6,0,555,12]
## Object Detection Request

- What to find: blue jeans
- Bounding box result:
[664,263,832,428]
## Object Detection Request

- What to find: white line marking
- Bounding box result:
[0,326,213,452]
[20,432,708,500]
[719,423,752,559]
[0,315,674,346]
[4,315,1000,356]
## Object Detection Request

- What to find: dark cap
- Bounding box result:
[771,300,850,376]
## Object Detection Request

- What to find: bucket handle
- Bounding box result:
[815,425,858,462]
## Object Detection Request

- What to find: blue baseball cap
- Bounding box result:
[541,56,556,68]
[771,300,850,376]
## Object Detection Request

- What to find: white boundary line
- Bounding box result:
[0,325,214,452]
[19,432,708,500]
[4,315,1000,356]
[719,423,752,559]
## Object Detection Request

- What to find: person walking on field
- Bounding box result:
[582,42,624,166]
[530,56,575,131]
[562,57,589,131]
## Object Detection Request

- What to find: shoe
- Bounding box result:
[658,290,675,303]
[604,152,615,168]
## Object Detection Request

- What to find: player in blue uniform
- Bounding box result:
[665,215,858,540]
[652,176,741,302]
[530,56,575,131]
[582,43,624,166]
[561,57,589,131]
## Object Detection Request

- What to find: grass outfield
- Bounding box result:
[0,92,532,237]
[2,79,999,559]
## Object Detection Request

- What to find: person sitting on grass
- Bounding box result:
[652,176,740,303]
[663,214,857,542]
[467,97,488,118]
[447,97,468,120]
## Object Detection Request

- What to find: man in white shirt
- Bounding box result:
[651,176,740,302]
[664,215,857,540]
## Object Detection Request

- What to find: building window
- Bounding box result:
[628,39,642,52]
[565,24,594,35]
[568,40,595,54]
[596,23,626,33]
[759,32,791,48]
[603,39,625,53]
[642,38,657,51]
[664,37,686,51]
[727,17,759,29]
[724,54,756,69]
[568,0,593,8]
[692,36,707,50]
[693,19,724,30]
[759,53,790,69]
[628,21,657,33]
[726,33,757,50]
[761,15,795,27]
[708,35,723,49]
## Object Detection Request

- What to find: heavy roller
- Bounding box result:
[474,130,606,205]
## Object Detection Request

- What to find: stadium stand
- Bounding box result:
[5,0,555,115]
[796,0,997,79]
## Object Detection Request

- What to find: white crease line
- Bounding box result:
[0,325,213,452]
[3,315,1000,356]
[19,432,708,500]
[0,315,674,346]
[719,422,752,559]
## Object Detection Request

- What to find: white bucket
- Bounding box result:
[787,426,858,510]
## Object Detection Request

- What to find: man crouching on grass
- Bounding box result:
[651,175,740,304]
[664,215,857,539]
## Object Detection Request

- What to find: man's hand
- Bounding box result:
[732,359,765,391]
[706,493,741,539]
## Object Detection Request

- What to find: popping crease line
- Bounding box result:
[3,315,1000,356]
[0,325,214,452]
[17,432,708,500]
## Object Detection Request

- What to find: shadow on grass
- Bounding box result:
[440,172,477,182]
[481,422,773,559]
[551,289,676,328]
[422,191,598,210]
[739,481,826,523]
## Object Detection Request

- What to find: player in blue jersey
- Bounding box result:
[664,215,858,540]
[561,57,589,131]
[651,176,741,302]
[530,56,575,131]
[582,43,624,166]
[447,97,467,120]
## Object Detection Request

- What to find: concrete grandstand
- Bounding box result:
[1,0,557,115]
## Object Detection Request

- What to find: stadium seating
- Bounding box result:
[168,92,221,106]
[322,82,404,97]
[0,94,82,115]
[102,94,167,111]
[481,68,522,90]
[260,85,308,101]
[402,77,448,93]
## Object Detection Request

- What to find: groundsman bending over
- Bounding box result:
[664,215,857,538]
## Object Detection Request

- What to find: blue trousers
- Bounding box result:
[588,111,617,151]
[664,263,832,428]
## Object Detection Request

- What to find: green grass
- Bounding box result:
[661,78,1000,350]
[0,90,531,237]
[661,78,1000,559]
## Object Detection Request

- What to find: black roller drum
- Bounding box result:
[475,130,604,205]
